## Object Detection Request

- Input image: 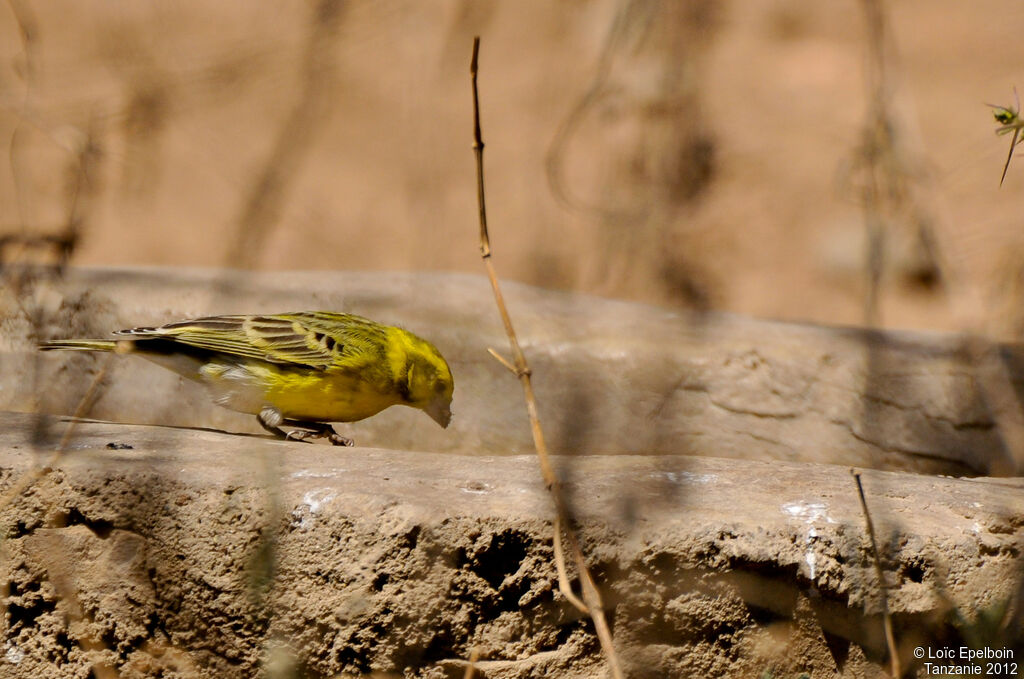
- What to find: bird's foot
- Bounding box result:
[257,406,353,446]
[258,406,286,433]
[283,429,316,443]
[326,430,355,447]
[284,426,353,447]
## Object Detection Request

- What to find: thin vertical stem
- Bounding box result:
[852,469,901,678]
[470,36,624,679]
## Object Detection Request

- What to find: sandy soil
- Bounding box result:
[1,413,1021,678]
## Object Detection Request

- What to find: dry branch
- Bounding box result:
[469,37,624,679]
[851,469,901,678]
[462,647,480,679]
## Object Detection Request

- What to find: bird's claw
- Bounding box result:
[327,432,354,447]
[285,425,352,447]
[258,407,353,446]
[284,429,314,443]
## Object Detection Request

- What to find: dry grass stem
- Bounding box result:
[553,515,589,614]
[851,469,901,678]
[462,647,480,679]
[470,36,624,679]
[486,346,517,375]
[858,0,894,328]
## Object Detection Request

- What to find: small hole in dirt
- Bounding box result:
[144,612,163,638]
[418,629,458,666]
[101,628,121,657]
[649,551,677,576]
[6,581,55,631]
[8,599,53,630]
[718,632,735,650]
[371,572,390,592]
[452,546,468,568]
[904,562,926,583]
[55,630,73,653]
[401,526,421,550]
[473,530,530,590]
[551,621,580,649]
[336,643,372,674]
[62,507,115,539]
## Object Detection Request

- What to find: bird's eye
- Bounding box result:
[435,380,448,393]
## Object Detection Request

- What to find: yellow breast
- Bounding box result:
[198,361,402,422]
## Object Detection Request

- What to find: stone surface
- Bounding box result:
[1,267,1021,475]
[2,268,1023,678]
[0,413,1021,679]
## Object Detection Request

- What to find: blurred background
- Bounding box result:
[1,0,1023,336]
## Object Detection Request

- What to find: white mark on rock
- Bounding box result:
[781,501,836,583]
[972,521,983,534]
[290,468,346,479]
[650,471,718,485]
[548,341,629,361]
[4,642,24,665]
[805,526,818,580]
[304,489,335,513]
[782,501,837,524]
[461,481,491,494]
[291,488,337,530]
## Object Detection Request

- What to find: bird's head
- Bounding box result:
[399,333,454,428]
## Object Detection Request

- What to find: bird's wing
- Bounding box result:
[116,312,388,371]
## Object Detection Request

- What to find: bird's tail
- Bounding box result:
[39,339,129,353]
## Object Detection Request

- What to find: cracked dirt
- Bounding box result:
[0,415,1021,678]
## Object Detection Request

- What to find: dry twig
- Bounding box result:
[462,647,480,679]
[857,0,900,327]
[470,37,624,679]
[851,468,901,678]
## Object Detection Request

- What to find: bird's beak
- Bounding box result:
[425,398,452,429]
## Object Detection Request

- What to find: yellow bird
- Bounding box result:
[40,311,454,446]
